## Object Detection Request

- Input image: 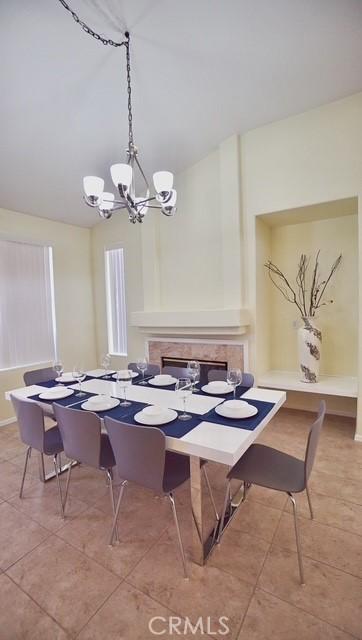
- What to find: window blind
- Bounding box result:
[105,247,127,356]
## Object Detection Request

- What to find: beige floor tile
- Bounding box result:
[77,581,212,640]
[6,535,121,637]
[0,573,69,640]
[0,460,37,500]
[284,490,362,537]
[57,506,162,578]
[65,464,110,505]
[238,588,355,640]
[229,498,282,543]
[258,545,362,638]
[274,512,362,579]
[0,502,49,570]
[0,432,27,462]
[9,481,89,532]
[308,469,362,506]
[314,448,362,483]
[10,449,70,478]
[247,484,288,510]
[128,528,253,640]
[209,526,269,585]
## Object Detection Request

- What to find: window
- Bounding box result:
[0,238,57,371]
[105,247,127,356]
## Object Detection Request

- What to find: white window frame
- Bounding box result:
[104,245,128,356]
[0,236,57,372]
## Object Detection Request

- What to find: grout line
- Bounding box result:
[282,494,362,539]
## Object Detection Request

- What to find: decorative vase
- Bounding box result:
[298,317,322,383]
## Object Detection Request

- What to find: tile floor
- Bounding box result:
[0,408,361,639]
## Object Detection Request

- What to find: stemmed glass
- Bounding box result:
[175,378,192,421]
[72,365,87,397]
[53,360,64,387]
[137,357,148,385]
[101,354,112,379]
[116,370,132,406]
[227,368,242,400]
[187,360,200,393]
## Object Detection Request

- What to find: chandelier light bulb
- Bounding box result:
[153,171,174,194]
[83,176,104,203]
[110,163,132,190]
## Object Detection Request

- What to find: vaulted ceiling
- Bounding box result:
[1,0,362,226]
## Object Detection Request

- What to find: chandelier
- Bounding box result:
[59,1,177,223]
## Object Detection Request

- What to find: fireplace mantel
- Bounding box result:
[130,308,250,336]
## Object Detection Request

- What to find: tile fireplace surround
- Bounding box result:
[148,339,246,371]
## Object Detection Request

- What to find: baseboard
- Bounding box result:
[354,433,362,443]
[0,416,16,427]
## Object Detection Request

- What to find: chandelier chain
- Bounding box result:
[58,0,127,48]
[125,35,134,148]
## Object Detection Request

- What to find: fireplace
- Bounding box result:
[161,356,227,385]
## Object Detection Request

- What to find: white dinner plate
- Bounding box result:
[201,384,233,395]
[81,397,120,412]
[148,377,177,387]
[111,371,139,380]
[215,403,258,419]
[39,388,75,400]
[55,373,77,383]
[134,408,178,425]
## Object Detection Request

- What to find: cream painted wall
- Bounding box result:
[158,149,223,310]
[269,215,358,375]
[0,207,97,422]
[91,212,146,369]
[241,91,362,436]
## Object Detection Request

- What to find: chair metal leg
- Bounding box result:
[288,492,305,585]
[168,492,188,578]
[106,469,119,542]
[306,485,314,520]
[202,465,219,521]
[217,480,231,543]
[109,480,127,546]
[53,454,64,518]
[62,460,73,518]
[19,447,31,498]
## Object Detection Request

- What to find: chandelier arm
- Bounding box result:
[133,154,150,190]
[58,0,127,47]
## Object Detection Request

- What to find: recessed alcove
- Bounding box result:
[255,197,359,415]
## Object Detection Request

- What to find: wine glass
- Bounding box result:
[53,360,64,386]
[72,365,86,397]
[227,368,242,400]
[187,360,200,392]
[116,369,132,406]
[136,357,148,385]
[101,353,111,379]
[175,378,192,421]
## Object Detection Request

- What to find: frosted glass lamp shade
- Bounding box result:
[100,192,115,211]
[153,171,173,193]
[83,176,104,199]
[166,189,177,207]
[110,163,132,189]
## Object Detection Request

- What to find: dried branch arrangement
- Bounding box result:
[264,251,342,318]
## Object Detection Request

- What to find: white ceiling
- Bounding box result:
[1,0,362,227]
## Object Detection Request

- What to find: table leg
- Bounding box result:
[37,453,77,483]
[190,455,204,565]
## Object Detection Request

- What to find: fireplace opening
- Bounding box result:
[161,356,227,385]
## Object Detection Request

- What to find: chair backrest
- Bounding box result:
[208,369,254,388]
[24,367,57,386]
[53,404,102,468]
[105,417,166,494]
[10,394,46,452]
[304,400,326,484]
[128,362,160,377]
[162,366,190,379]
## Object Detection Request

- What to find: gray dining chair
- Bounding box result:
[128,362,160,377]
[208,369,254,388]
[218,401,326,584]
[24,367,58,386]
[162,365,190,379]
[53,404,116,520]
[105,416,190,578]
[10,394,64,514]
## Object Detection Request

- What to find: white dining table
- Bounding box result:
[5,377,286,565]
